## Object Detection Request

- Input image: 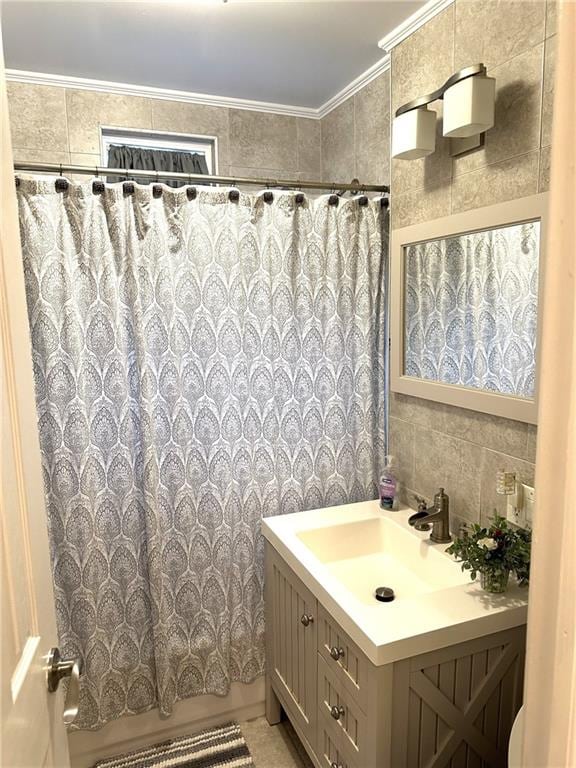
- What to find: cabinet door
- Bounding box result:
[266,544,317,744]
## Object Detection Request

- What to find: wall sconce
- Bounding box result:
[391,107,436,160]
[443,75,495,138]
[392,65,495,160]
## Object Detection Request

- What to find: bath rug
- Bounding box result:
[93,722,255,768]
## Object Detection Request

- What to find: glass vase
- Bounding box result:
[480,568,510,593]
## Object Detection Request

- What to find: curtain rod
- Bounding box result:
[13,161,390,194]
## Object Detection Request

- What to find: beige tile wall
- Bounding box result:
[7,85,321,181]
[8,0,555,529]
[389,0,555,527]
[321,0,555,528]
[390,0,555,226]
[320,70,390,186]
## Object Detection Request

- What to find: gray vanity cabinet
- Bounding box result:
[265,542,318,753]
[265,541,526,768]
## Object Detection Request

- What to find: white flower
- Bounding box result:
[478,537,498,551]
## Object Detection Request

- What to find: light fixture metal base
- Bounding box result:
[395,64,487,117]
[450,132,485,157]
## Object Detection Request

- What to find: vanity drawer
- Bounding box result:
[317,715,356,768]
[317,604,372,711]
[318,654,369,768]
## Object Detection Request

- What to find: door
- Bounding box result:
[0,26,72,768]
[265,544,317,748]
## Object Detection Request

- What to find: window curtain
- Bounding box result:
[17,178,388,730]
[106,144,209,187]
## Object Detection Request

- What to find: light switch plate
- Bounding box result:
[506,483,534,529]
[523,484,535,526]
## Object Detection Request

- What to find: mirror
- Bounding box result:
[404,220,539,398]
[391,194,548,424]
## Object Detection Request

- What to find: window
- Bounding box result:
[100,126,218,177]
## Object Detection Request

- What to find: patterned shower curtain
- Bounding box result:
[404,222,539,397]
[17,178,388,730]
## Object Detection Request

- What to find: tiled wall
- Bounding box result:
[320,70,390,186]
[8,0,556,530]
[321,0,556,528]
[6,83,321,181]
[390,0,555,228]
[389,0,555,527]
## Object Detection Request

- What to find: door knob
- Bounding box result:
[46,647,81,725]
[300,614,314,627]
[330,704,345,720]
[329,646,344,661]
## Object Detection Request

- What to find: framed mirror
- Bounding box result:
[390,193,548,424]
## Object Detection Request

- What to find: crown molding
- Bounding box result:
[378,0,454,54]
[5,0,440,123]
[4,69,320,119]
[6,61,393,120]
[317,54,390,118]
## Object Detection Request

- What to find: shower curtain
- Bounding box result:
[404,223,539,397]
[17,178,388,730]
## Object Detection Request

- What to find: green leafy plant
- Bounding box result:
[447,514,531,586]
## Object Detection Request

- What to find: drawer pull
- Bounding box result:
[329,646,345,661]
[300,613,314,627]
[330,704,345,720]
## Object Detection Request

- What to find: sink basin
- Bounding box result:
[296,516,468,605]
[262,500,529,666]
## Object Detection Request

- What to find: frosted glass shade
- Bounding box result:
[391,108,436,160]
[443,76,496,138]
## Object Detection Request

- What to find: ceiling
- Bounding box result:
[1,0,423,108]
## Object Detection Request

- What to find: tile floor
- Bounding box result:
[240,716,314,768]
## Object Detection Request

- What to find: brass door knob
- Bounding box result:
[300,614,314,627]
[46,647,81,725]
[330,704,345,720]
[329,646,344,661]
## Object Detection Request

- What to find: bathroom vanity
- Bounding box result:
[262,501,528,768]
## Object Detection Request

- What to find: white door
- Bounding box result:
[1,25,73,768]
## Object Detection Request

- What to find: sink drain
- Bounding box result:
[375,586,395,603]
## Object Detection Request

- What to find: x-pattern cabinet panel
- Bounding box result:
[265,542,525,768]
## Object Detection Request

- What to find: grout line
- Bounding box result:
[353,94,357,179]
[482,34,548,78]
[536,39,547,184]
[63,87,71,157]
[392,417,535,464]
[296,118,301,175]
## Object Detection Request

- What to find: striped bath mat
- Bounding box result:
[93,723,254,768]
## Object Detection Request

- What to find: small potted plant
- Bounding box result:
[446,515,531,593]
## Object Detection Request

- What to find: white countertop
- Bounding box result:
[262,500,529,666]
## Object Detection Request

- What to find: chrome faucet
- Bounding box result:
[408,488,452,543]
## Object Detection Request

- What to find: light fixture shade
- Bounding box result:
[391,107,436,160]
[443,76,496,138]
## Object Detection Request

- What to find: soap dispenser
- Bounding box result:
[379,455,397,510]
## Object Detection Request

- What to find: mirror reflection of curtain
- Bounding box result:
[17,179,388,730]
[404,222,539,398]
[106,144,209,186]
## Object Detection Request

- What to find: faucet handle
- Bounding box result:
[413,494,428,512]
